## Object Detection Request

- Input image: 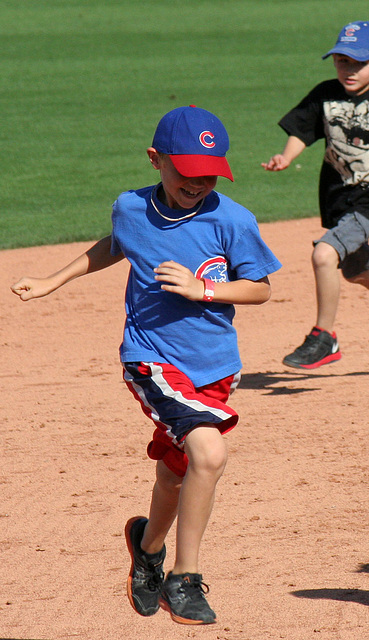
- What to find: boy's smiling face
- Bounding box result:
[147,148,217,210]
[333,53,369,95]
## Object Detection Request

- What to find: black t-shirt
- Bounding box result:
[279,79,369,228]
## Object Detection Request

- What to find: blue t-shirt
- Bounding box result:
[111,184,281,387]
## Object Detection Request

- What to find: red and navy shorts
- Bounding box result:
[123,362,240,477]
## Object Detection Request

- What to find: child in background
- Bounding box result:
[262,21,369,369]
[12,105,281,624]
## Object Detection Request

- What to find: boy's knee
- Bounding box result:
[198,445,227,476]
[312,242,339,269]
[185,427,228,477]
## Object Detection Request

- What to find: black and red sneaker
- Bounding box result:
[283,326,341,369]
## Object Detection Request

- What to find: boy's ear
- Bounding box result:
[147,147,161,170]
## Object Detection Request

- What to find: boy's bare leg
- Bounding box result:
[141,460,182,554]
[312,242,340,332]
[172,425,227,574]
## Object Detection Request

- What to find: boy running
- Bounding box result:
[263,21,369,369]
[12,106,281,624]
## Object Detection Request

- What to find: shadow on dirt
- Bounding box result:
[291,587,369,606]
[356,563,369,573]
[238,370,369,395]
[291,562,369,605]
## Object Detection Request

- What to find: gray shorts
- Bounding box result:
[314,212,369,278]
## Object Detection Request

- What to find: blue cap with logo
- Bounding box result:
[322,21,369,61]
[152,105,234,181]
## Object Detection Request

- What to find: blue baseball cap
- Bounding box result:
[152,105,234,181]
[322,21,369,61]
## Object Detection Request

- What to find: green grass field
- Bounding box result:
[2,0,369,248]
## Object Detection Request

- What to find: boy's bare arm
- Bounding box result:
[261,135,306,171]
[11,235,125,301]
[154,261,271,305]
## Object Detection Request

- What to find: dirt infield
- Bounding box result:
[2,217,369,640]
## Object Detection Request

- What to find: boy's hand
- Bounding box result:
[10,277,56,301]
[154,261,204,301]
[261,154,290,171]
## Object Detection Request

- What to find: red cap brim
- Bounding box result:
[170,154,234,181]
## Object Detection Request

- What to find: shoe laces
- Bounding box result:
[134,557,164,591]
[147,570,164,591]
[179,575,210,600]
